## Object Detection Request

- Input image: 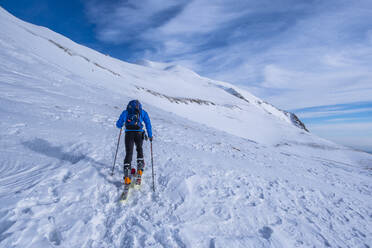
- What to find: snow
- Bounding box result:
[0,7,371,248]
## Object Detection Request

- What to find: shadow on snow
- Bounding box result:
[22,138,122,189]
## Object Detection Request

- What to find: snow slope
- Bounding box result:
[0,7,371,248]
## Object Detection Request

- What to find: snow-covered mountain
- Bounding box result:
[0,7,371,248]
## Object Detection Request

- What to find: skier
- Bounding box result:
[116,100,153,186]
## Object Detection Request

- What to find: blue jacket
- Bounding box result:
[116,109,152,138]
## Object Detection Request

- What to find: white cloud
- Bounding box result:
[158,1,230,35]
[322,54,353,68]
[297,107,372,119]
[84,0,189,43]
[84,0,372,111]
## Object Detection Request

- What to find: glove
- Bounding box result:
[149,137,153,142]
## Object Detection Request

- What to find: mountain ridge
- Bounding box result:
[0,6,308,143]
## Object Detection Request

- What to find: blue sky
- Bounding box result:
[1,0,372,151]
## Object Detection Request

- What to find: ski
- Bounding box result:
[119,186,130,202]
[120,167,145,202]
[119,180,131,202]
[119,163,144,203]
[119,168,136,203]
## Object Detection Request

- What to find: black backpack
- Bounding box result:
[125,100,142,130]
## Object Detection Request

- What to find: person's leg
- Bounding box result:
[123,132,135,182]
[124,132,136,164]
[134,132,145,172]
[135,132,144,159]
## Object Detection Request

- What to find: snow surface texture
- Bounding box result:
[0,7,371,248]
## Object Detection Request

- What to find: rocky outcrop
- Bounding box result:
[284,111,309,132]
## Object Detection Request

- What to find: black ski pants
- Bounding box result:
[124,131,143,165]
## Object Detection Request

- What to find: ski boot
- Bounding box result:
[123,163,131,184]
[121,163,134,200]
[135,158,145,185]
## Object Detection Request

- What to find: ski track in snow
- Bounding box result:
[0,7,371,247]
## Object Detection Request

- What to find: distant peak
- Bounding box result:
[134,59,200,77]
[134,59,169,70]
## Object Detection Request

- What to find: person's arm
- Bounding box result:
[143,110,153,139]
[116,110,127,129]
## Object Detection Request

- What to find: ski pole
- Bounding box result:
[150,140,155,192]
[111,128,122,176]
